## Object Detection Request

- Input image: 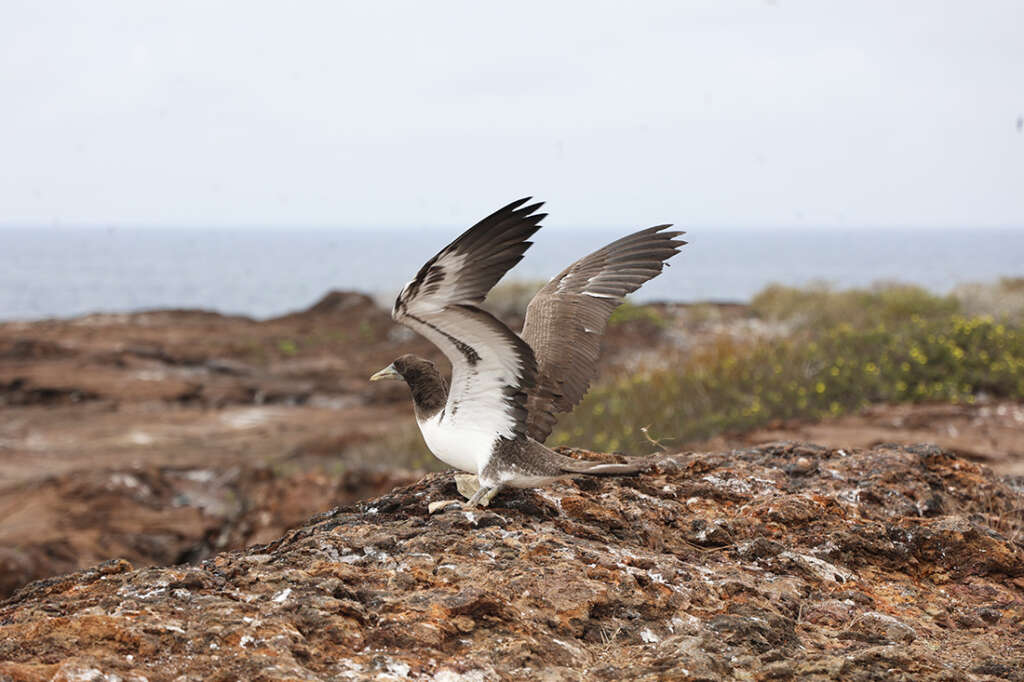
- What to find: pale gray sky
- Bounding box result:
[2,0,1022,229]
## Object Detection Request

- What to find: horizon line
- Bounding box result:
[3,222,1024,232]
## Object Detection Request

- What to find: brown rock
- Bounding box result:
[840,611,918,644]
[0,443,1022,679]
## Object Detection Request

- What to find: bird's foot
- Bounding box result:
[462,480,502,510]
[427,475,502,513]
[479,485,501,507]
[455,473,482,502]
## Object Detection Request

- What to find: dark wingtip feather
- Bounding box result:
[503,196,533,211]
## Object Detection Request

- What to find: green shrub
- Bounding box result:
[276,338,298,356]
[552,313,1024,454]
[750,282,960,330]
[608,300,666,328]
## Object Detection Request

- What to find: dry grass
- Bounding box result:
[971,479,1024,545]
[750,282,961,330]
[952,277,1024,325]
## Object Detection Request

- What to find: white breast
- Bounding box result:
[415,411,496,475]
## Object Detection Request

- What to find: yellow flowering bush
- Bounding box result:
[553,285,1024,454]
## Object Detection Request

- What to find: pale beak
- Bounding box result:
[369,363,402,382]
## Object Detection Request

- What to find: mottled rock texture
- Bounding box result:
[1,443,1023,680]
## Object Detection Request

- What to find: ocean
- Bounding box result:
[1,226,1022,321]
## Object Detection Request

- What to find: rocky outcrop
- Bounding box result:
[0,464,419,599]
[0,292,424,409]
[1,443,1022,680]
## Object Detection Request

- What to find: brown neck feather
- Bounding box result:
[406,367,448,420]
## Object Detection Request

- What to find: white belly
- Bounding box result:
[416,411,496,475]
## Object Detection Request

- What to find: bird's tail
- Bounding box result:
[555,453,653,476]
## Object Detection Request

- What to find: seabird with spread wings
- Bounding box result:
[370,198,685,508]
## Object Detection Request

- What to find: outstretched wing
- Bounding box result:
[521,225,686,443]
[393,198,546,440]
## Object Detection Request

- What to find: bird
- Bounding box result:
[370,198,685,509]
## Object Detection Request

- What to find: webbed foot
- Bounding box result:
[462,481,502,510]
[455,473,482,502]
[435,474,503,511]
[479,485,501,507]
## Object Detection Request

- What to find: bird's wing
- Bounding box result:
[521,225,686,443]
[393,198,546,440]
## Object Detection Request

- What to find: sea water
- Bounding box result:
[1,226,1022,321]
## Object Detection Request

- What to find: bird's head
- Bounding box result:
[370,354,447,413]
[369,354,438,387]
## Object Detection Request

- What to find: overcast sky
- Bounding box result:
[2,1,1022,230]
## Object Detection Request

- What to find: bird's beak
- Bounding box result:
[369,363,401,382]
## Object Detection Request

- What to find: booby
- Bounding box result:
[370,198,685,508]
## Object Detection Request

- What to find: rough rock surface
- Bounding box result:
[2,443,1023,680]
[0,464,418,598]
[0,294,686,598]
[720,403,1024,476]
[0,291,425,409]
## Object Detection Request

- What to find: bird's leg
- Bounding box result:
[456,474,502,509]
[479,485,502,507]
[463,483,500,510]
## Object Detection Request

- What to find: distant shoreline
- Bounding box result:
[3,279,1021,326]
[3,226,1022,321]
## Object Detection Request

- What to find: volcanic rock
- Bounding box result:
[1,442,1022,680]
